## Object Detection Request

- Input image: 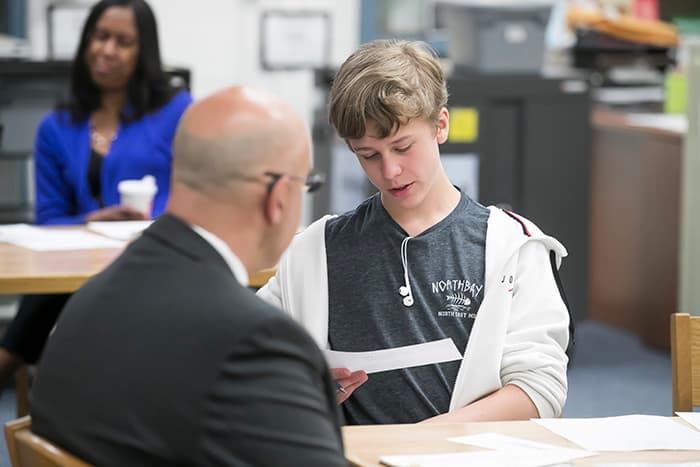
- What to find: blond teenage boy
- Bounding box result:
[258,40,571,424]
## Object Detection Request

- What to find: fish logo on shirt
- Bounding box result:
[445,293,471,311]
[432,279,482,319]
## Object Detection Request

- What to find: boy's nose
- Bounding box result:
[381,155,402,180]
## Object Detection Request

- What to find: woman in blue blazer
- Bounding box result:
[0,0,192,383]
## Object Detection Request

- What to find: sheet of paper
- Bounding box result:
[533,415,700,452]
[594,87,664,105]
[625,113,688,134]
[595,464,700,467]
[324,338,462,374]
[448,432,594,460]
[380,449,586,467]
[87,220,152,240]
[677,412,700,432]
[0,224,124,251]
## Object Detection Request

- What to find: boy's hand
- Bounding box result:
[331,368,368,404]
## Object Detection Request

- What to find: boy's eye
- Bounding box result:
[359,153,378,160]
[395,144,412,153]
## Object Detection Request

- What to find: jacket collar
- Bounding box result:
[190,224,248,286]
[143,213,234,276]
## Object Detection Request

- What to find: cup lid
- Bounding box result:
[118,175,158,195]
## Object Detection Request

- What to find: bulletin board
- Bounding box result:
[47,2,90,60]
[259,10,330,71]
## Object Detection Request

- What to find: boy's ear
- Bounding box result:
[437,125,449,144]
[436,108,449,144]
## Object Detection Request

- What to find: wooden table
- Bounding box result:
[0,227,276,416]
[0,243,123,294]
[343,420,700,466]
[0,238,275,293]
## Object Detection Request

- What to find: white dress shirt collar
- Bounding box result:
[191,224,249,287]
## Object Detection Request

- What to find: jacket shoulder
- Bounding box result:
[289,214,335,253]
[161,89,192,114]
[486,206,567,257]
[37,110,78,133]
[488,207,546,237]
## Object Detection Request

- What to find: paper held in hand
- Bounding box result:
[323,338,462,374]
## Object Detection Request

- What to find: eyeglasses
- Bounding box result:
[263,171,325,194]
[231,171,325,194]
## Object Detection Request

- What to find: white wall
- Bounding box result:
[28,0,359,122]
[149,0,360,224]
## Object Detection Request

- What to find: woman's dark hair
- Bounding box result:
[63,0,177,123]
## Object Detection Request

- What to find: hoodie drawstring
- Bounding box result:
[399,236,414,307]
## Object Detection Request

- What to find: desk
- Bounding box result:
[343,420,700,466]
[0,243,122,295]
[589,109,683,350]
[0,227,276,416]
[0,231,276,293]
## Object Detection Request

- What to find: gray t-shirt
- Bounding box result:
[326,192,490,424]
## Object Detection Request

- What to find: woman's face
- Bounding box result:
[85,6,139,92]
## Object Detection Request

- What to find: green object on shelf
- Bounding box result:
[673,17,700,36]
[665,70,687,114]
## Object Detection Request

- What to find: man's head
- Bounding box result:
[168,86,314,271]
[329,39,447,140]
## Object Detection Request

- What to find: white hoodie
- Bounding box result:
[258,207,570,418]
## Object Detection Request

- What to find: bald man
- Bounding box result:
[30,87,346,467]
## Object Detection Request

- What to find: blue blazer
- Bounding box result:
[34,90,192,225]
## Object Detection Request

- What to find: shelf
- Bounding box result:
[0,151,31,161]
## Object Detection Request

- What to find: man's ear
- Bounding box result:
[436,107,449,144]
[263,178,286,225]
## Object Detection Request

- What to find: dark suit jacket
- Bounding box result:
[30,214,346,467]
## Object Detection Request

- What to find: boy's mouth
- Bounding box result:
[389,183,413,196]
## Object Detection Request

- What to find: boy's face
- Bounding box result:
[347,109,449,212]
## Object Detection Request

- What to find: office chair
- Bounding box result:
[4,416,91,467]
[15,366,30,417]
[671,313,700,412]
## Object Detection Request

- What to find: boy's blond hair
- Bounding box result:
[329,39,448,140]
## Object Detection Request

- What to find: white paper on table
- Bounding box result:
[0,224,124,251]
[595,463,700,467]
[448,432,595,460]
[625,113,688,134]
[677,412,700,432]
[533,415,700,452]
[87,220,152,240]
[379,449,586,467]
[324,338,462,374]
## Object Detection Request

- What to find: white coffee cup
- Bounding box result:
[118,175,157,216]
